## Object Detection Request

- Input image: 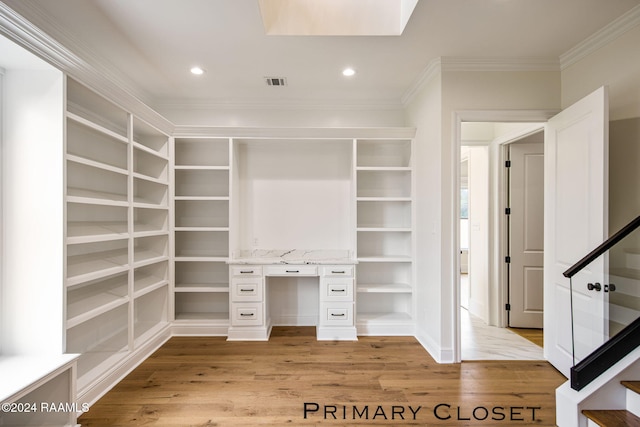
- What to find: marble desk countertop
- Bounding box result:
[228,249,357,265]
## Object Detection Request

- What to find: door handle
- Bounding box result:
[604,284,616,292]
[587,282,602,292]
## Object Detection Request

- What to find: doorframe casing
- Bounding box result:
[452,110,557,363]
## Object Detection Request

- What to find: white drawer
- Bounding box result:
[319,302,354,326]
[320,278,353,301]
[264,265,318,276]
[321,265,354,277]
[230,278,263,302]
[230,303,263,326]
[231,266,263,276]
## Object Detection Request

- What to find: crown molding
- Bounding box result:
[440,56,560,72]
[156,97,406,113]
[401,57,442,107]
[402,56,560,107]
[560,4,640,70]
[0,2,174,135]
[173,125,416,140]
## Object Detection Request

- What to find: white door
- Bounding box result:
[509,140,544,328]
[544,86,609,377]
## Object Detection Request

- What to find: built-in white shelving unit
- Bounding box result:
[173,138,231,330]
[65,77,170,400]
[355,139,415,335]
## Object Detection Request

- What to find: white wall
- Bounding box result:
[406,63,560,361]
[235,139,353,251]
[404,69,448,360]
[1,64,65,355]
[160,104,407,128]
[562,24,640,120]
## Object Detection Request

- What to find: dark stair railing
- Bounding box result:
[563,215,640,391]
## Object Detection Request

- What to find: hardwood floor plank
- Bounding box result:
[79,328,565,426]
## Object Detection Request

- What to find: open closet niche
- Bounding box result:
[230,138,355,327]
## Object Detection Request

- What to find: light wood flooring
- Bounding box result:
[78,327,565,427]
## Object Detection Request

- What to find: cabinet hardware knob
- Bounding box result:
[587,282,602,292]
[240,313,254,317]
[240,270,254,274]
[240,288,253,292]
[331,313,346,317]
[332,270,346,274]
[332,289,346,292]
[286,270,299,273]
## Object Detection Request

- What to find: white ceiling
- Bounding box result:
[4,0,640,110]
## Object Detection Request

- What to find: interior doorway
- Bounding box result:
[459,122,545,361]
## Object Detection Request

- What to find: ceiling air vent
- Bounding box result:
[264,76,287,86]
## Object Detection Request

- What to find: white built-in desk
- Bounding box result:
[227,250,357,341]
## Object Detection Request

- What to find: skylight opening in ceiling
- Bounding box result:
[258,0,418,36]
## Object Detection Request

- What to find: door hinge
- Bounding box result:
[505,256,511,263]
[505,160,511,167]
[505,303,511,311]
[505,207,511,215]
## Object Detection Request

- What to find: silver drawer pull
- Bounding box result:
[240,288,254,292]
[286,270,299,273]
[240,313,254,317]
[240,270,255,274]
[331,270,346,274]
[331,313,346,317]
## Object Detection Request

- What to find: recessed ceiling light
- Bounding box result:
[342,67,356,77]
[190,66,205,75]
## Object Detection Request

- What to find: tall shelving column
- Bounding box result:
[173,138,231,333]
[65,78,132,394]
[131,117,170,348]
[355,138,415,335]
[65,78,171,400]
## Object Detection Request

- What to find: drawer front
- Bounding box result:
[321,265,354,277]
[320,302,354,326]
[264,265,318,276]
[231,278,263,302]
[320,278,353,301]
[230,303,263,326]
[231,266,263,276]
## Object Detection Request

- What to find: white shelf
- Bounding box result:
[66,273,129,328]
[356,196,412,202]
[356,166,412,171]
[67,78,128,138]
[175,285,229,293]
[132,116,169,157]
[174,169,230,198]
[174,292,229,321]
[174,196,230,201]
[134,286,169,344]
[174,137,230,167]
[67,221,128,244]
[174,312,230,322]
[134,261,168,295]
[175,226,229,232]
[174,165,230,171]
[356,312,413,323]
[357,227,412,232]
[356,139,412,168]
[357,283,412,293]
[66,247,129,285]
[66,111,129,145]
